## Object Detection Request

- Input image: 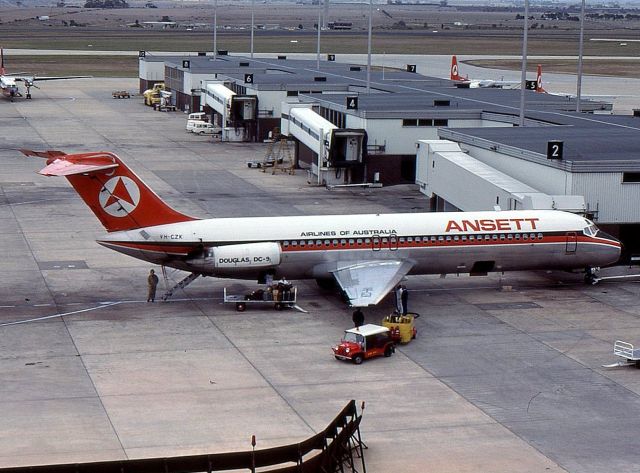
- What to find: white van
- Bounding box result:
[188,112,208,122]
[186,119,206,132]
[190,122,221,135]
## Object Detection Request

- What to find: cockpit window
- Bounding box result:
[583,224,598,237]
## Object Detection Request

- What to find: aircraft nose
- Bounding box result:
[598,230,622,264]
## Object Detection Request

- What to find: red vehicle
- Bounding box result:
[332,324,395,364]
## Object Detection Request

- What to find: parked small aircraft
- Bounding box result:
[1,49,89,101]
[21,149,621,306]
[450,55,545,92]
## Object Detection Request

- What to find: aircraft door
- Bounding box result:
[565,232,577,253]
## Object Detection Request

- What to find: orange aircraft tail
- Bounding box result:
[535,64,546,93]
[21,150,197,232]
[450,55,465,81]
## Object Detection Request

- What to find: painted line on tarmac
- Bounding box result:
[0,302,121,327]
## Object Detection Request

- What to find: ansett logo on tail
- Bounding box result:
[99,176,140,217]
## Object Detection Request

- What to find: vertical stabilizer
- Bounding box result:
[536,64,546,93]
[21,150,197,232]
[450,55,463,81]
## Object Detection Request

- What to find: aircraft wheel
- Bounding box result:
[236,302,246,312]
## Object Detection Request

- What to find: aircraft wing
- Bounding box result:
[13,76,91,82]
[331,260,414,307]
[32,76,91,82]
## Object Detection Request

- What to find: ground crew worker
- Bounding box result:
[400,285,409,315]
[352,308,364,328]
[147,269,159,302]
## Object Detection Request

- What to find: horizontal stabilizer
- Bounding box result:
[39,157,119,176]
[20,149,66,159]
[20,149,119,176]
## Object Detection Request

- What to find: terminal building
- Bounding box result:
[138,52,640,255]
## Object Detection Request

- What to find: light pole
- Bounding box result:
[519,0,529,127]
[576,0,586,112]
[366,0,372,93]
[251,0,255,59]
[213,0,217,60]
[317,10,321,70]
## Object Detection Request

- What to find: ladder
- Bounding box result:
[269,138,295,175]
[161,269,200,301]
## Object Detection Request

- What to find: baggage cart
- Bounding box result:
[224,286,297,312]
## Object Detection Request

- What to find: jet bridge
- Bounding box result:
[203,83,257,141]
[416,140,586,213]
[283,104,366,186]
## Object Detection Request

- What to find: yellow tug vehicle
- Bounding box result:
[382,312,418,344]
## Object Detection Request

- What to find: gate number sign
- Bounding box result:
[547,141,563,160]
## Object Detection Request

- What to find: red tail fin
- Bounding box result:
[21,150,197,232]
[450,55,461,81]
[535,64,546,93]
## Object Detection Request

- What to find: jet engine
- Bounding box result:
[186,242,281,273]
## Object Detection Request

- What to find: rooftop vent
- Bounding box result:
[239,62,250,67]
[314,76,327,82]
[434,100,450,107]
[350,66,361,72]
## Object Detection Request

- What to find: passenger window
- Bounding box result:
[523,234,529,240]
[332,239,339,246]
[283,241,290,247]
[365,238,371,244]
[454,236,459,241]
[340,239,347,246]
[530,233,536,240]
[356,238,363,245]
[492,235,498,241]
[446,236,452,242]
[538,233,543,239]
[291,241,298,247]
[500,234,505,240]
[300,240,306,247]
[507,234,513,240]
[469,235,475,241]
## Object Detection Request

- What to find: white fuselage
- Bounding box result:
[97,210,621,281]
[1,76,19,98]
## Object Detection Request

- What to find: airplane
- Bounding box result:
[20,149,621,307]
[1,48,89,101]
[450,55,545,92]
